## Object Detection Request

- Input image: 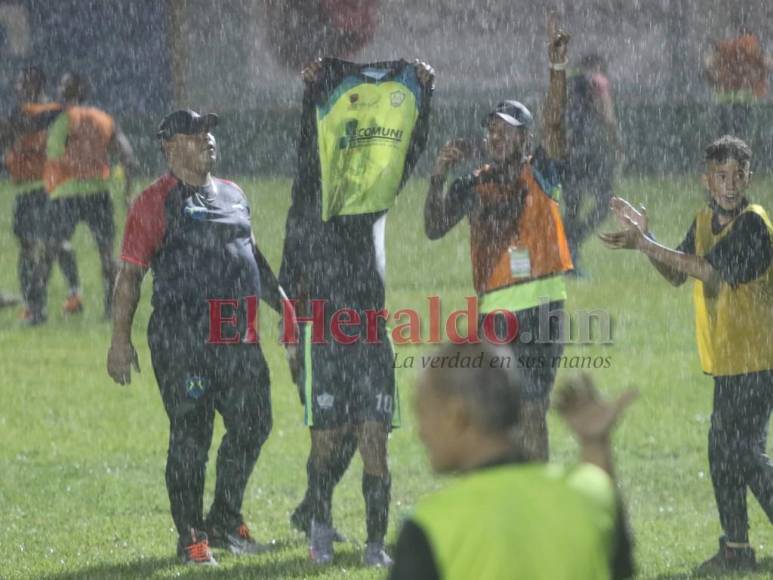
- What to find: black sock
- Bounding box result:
[57,244,79,291]
[363,473,391,543]
[308,463,335,526]
[298,432,357,518]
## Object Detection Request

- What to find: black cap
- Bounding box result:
[483,100,533,129]
[157,109,218,140]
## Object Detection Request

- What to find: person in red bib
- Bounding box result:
[423,14,572,461]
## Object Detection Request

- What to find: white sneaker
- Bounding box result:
[363,542,393,567]
[309,520,335,565]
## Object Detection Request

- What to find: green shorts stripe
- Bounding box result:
[304,324,314,426]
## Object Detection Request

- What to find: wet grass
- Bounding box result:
[1,174,772,579]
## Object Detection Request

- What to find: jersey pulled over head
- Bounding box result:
[310,58,430,220]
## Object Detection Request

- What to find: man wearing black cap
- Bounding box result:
[424,13,573,461]
[107,110,295,565]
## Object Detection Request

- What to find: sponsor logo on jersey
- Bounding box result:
[338,119,403,150]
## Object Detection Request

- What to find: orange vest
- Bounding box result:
[715,34,767,97]
[470,162,573,296]
[43,106,114,194]
[4,102,62,183]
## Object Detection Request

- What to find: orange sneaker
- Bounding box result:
[178,529,218,566]
[62,293,84,315]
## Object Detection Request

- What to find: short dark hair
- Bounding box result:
[423,342,523,433]
[705,135,752,164]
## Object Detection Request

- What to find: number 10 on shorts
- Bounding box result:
[376,394,393,413]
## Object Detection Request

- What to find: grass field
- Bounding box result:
[1,173,773,579]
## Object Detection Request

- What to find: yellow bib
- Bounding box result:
[693,204,773,376]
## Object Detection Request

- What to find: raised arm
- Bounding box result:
[542,11,570,159]
[424,140,474,239]
[555,373,637,478]
[600,220,719,291]
[608,197,688,286]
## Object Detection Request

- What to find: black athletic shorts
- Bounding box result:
[297,320,399,430]
[479,300,566,401]
[46,191,115,248]
[147,310,272,423]
[12,188,48,243]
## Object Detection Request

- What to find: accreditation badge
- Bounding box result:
[509,247,532,278]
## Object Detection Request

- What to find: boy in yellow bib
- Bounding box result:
[601,135,773,574]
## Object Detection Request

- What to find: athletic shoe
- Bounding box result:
[695,536,756,575]
[62,293,84,314]
[19,307,46,326]
[178,529,218,566]
[207,521,270,555]
[363,542,393,567]
[309,520,335,565]
[291,503,347,542]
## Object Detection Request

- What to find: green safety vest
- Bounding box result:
[314,60,423,221]
[411,463,617,580]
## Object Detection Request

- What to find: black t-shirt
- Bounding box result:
[279,59,433,313]
[677,205,772,286]
[122,174,261,332]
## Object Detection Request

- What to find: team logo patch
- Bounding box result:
[184,375,207,399]
[390,90,405,107]
[183,205,209,221]
[316,393,335,409]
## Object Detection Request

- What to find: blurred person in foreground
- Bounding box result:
[107,110,296,565]
[563,53,622,276]
[42,72,138,319]
[0,66,79,325]
[424,12,572,461]
[601,135,773,574]
[389,342,635,580]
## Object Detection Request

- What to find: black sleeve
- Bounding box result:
[611,499,635,580]
[704,212,772,285]
[400,69,434,188]
[676,219,696,255]
[389,520,440,580]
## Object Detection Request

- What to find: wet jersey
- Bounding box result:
[121,174,261,333]
[280,58,432,313]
